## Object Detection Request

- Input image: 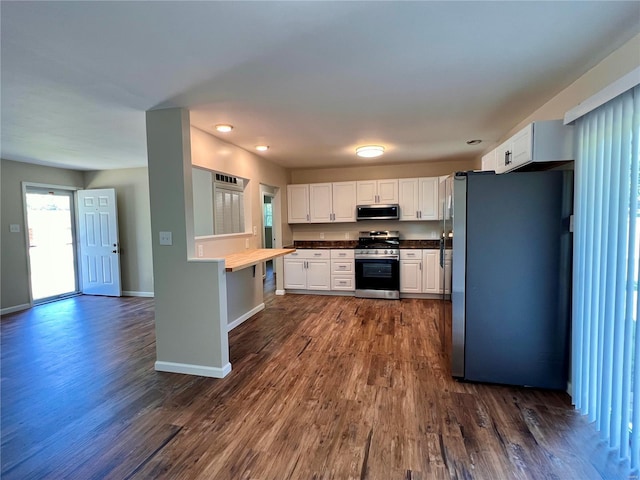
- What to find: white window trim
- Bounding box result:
[564,66,640,124]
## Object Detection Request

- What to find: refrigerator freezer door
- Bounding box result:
[463,171,570,389]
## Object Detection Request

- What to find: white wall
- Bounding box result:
[0,159,85,311]
[190,126,292,297]
[492,32,640,150]
[83,167,153,295]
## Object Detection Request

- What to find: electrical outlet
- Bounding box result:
[344,232,349,240]
[9,224,20,233]
[159,231,172,246]
[320,232,325,239]
[245,238,249,248]
[253,226,257,236]
[197,245,204,257]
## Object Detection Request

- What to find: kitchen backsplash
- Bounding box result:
[290,220,442,241]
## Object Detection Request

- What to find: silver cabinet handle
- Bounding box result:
[419,262,422,271]
[306,214,310,221]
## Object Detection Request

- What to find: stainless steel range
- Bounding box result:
[355,231,400,299]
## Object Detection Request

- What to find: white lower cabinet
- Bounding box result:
[330,249,355,291]
[422,250,439,294]
[284,250,330,290]
[400,250,422,293]
[400,249,451,295]
[442,250,452,294]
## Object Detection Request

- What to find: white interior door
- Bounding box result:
[77,188,122,296]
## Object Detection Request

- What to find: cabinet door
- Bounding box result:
[481,149,497,172]
[493,140,512,174]
[284,258,307,289]
[438,175,453,221]
[287,184,310,223]
[511,124,532,168]
[356,180,377,204]
[422,250,439,294]
[377,179,399,204]
[332,181,357,222]
[400,260,422,293]
[309,183,333,223]
[442,251,452,294]
[307,259,331,290]
[419,177,439,220]
[398,178,419,221]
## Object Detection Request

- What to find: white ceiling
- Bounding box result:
[2,2,639,171]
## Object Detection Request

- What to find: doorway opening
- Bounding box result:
[260,185,280,297]
[24,186,79,303]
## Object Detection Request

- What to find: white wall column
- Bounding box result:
[146,107,230,378]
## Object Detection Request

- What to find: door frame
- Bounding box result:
[259,184,281,279]
[22,182,81,306]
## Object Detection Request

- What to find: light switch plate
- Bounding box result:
[197,244,204,257]
[159,231,173,246]
[9,224,20,233]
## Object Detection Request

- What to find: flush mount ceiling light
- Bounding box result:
[215,124,233,133]
[466,139,482,145]
[255,145,269,152]
[356,145,385,158]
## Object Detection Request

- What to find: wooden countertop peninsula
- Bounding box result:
[222,248,296,272]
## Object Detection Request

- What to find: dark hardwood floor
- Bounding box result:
[1,275,629,479]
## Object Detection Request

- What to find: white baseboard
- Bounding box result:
[155,360,232,378]
[275,289,286,296]
[227,303,265,332]
[1,303,31,316]
[122,291,155,298]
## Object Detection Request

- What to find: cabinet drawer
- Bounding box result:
[330,249,354,259]
[331,275,354,290]
[331,260,354,274]
[286,249,330,260]
[400,249,422,260]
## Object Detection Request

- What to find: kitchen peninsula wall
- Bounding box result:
[288,157,478,241]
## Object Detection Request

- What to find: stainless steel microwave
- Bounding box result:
[356,204,400,221]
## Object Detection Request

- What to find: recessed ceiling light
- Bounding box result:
[356,145,385,158]
[466,139,482,145]
[215,124,233,133]
[255,145,269,152]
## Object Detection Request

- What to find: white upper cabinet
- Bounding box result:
[331,181,357,222]
[309,183,332,222]
[287,184,310,223]
[481,149,497,172]
[438,175,452,221]
[398,177,439,221]
[398,178,420,220]
[491,120,573,174]
[494,139,513,174]
[288,182,356,223]
[356,179,398,204]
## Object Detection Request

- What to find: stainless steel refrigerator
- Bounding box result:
[449,170,572,389]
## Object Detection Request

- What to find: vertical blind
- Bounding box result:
[572,84,640,467]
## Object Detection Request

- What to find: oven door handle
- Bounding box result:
[355,255,399,261]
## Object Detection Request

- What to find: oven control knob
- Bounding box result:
[384,249,389,254]
[375,249,379,254]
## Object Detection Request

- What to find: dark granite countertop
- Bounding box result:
[287,239,452,249]
[287,240,358,249]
